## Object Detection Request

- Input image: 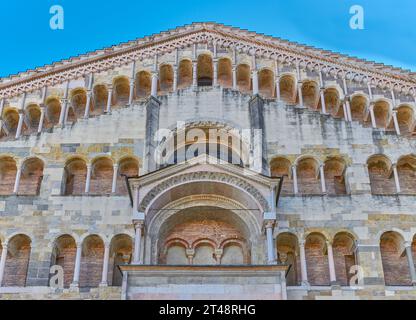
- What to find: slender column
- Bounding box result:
[37,107,46,133]
[299,240,308,285]
[85,164,92,194]
[345,100,352,122]
[252,70,259,95]
[173,65,178,92]
[320,164,326,193]
[186,249,195,265]
[367,83,373,100]
[342,102,348,120]
[391,89,396,106]
[392,111,401,135]
[326,241,337,284]
[265,220,276,264]
[232,66,237,90]
[111,164,119,194]
[213,59,218,87]
[15,110,25,139]
[392,164,401,193]
[106,85,113,113]
[128,79,135,105]
[297,82,303,107]
[0,242,8,286]
[71,242,82,287]
[320,89,327,114]
[133,221,144,264]
[369,103,377,128]
[192,61,198,87]
[0,98,4,117]
[292,165,298,194]
[151,72,158,97]
[83,91,92,119]
[404,242,416,285]
[59,81,70,126]
[13,165,22,194]
[214,249,223,265]
[275,79,281,101]
[100,243,110,286]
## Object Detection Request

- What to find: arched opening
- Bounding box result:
[178,59,192,89]
[397,155,416,194]
[270,157,293,195]
[136,71,151,98]
[276,233,300,286]
[373,100,390,128]
[18,157,44,195]
[70,88,87,119]
[323,88,341,117]
[380,231,411,286]
[197,54,213,86]
[296,157,321,194]
[158,208,250,265]
[159,64,174,93]
[350,95,368,122]
[113,76,130,106]
[301,81,319,109]
[324,158,347,195]
[0,156,17,195]
[367,155,395,195]
[279,74,296,104]
[90,157,113,195]
[80,235,104,288]
[333,232,356,286]
[116,157,139,195]
[63,157,87,195]
[108,234,132,286]
[2,109,20,137]
[217,58,232,88]
[92,84,108,116]
[25,104,41,134]
[258,69,274,98]
[305,233,330,286]
[396,105,415,135]
[45,97,61,127]
[236,64,251,93]
[51,235,76,288]
[3,234,31,287]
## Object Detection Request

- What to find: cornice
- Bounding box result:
[0,22,415,99]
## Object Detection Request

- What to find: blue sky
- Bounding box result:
[1,0,415,78]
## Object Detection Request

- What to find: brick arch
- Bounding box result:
[44,96,61,127]
[324,157,347,195]
[380,231,412,286]
[63,156,87,195]
[276,232,300,286]
[136,70,151,98]
[322,87,342,117]
[69,87,87,119]
[178,59,193,88]
[236,63,251,93]
[3,233,32,287]
[367,154,395,195]
[2,108,20,138]
[0,155,17,195]
[159,64,174,93]
[113,76,130,106]
[350,93,369,122]
[116,156,139,195]
[332,232,356,286]
[396,104,415,135]
[301,80,319,109]
[92,83,108,115]
[258,68,274,98]
[25,103,41,134]
[279,73,297,104]
[109,234,133,286]
[295,156,321,195]
[305,232,330,286]
[19,157,44,195]
[373,99,392,128]
[397,154,416,194]
[90,156,114,195]
[270,156,293,195]
[51,234,76,288]
[217,57,232,88]
[80,234,104,288]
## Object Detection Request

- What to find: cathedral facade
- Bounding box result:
[0,23,415,300]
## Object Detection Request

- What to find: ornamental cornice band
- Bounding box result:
[0,23,415,99]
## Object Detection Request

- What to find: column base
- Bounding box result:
[69,282,79,291]
[99,282,108,288]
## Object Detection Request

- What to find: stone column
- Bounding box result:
[186,249,194,265]
[392,111,401,135]
[391,89,396,106]
[265,220,276,264]
[345,99,352,122]
[404,242,416,285]
[151,72,158,97]
[369,103,377,128]
[0,98,4,117]
[252,70,259,95]
[128,79,135,106]
[71,242,82,287]
[326,240,337,284]
[299,239,309,285]
[100,243,110,287]
[85,164,92,194]
[214,249,223,265]
[111,164,119,194]
[275,78,281,101]
[292,165,299,194]
[213,59,218,87]
[320,89,327,114]
[320,164,326,193]
[173,65,178,92]
[232,65,237,90]
[192,61,198,87]
[392,164,401,193]
[106,85,113,113]
[133,221,144,264]
[297,82,303,107]
[59,81,70,126]
[0,242,8,286]
[15,110,25,139]
[37,107,46,133]
[13,164,22,194]
[367,83,373,100]
[83,90,92,119]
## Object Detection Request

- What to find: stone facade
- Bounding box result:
[0,23,416,300]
